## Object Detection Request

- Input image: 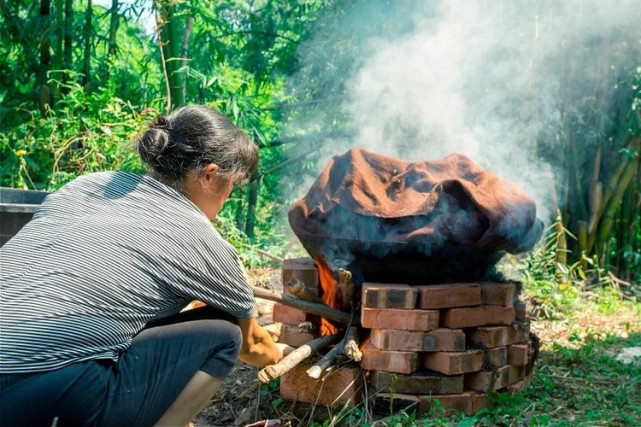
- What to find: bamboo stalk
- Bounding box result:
[577,220,588,271]
[250,286,353,325]
[306,337,345,379]
[257,334,340,383]
[595,153,639,255]
[554,209,567,267]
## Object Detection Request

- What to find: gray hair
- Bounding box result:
[137,105,258,190]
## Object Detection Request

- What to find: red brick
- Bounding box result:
[507,365,526,384]
[506,380,524,395]
[423,350,484,375]
[417,283,481,309]
[362,283,417,309]
[481,283,518,306]
[361,308,439,331]
[375,393,421,415]
[465,365,511,391]
[371,371,464,394]
[279,324,315,347]
[514,300,526,321]
[419,391,484,416]
[361,342,418,374]
[507,344,529,366]
[370,328,465,352]
[441,306,515,328]
[272,303,307,323]
[282,257,319,292]
[507,322,529,344]
[484,346,508,367]
[280,364,363,407]
[472,392,490,412]
[467,326,509,348]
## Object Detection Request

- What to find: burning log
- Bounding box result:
[339,268,356,313]
[343,326,362,362]
[251,285,352,325]
[258,334,341,383]
[306,338,345,379]
[286,278,324,304]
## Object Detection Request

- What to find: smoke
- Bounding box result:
[283,0,641,224]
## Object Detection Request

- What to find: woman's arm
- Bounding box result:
[237,317,288,366]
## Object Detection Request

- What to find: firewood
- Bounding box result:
[339,268,355,313]
[343,326,362,362]
[306,337,345,379]
[286,278,324,304]
[251,286,352,325]
[257,334,341,383]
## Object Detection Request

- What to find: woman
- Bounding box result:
[0,105,284,426]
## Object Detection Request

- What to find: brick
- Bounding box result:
[423,350,484,375]
[417,283,481,309]
[419,391,485,416]
[361,342,418,374]
[362,283,417,309]
[507,365,526,384]
[361,308,439,331]
[471,392,490,413]
[280,364,363,407]
[272,303,307,323]
[465,365,511,391]
[484,346,508,367]
[371,328,465,352]
[374,393,421,415]
[441,306,515,328]
[282,257,319,292]
[514,300,526,321]
[507,322,529,344]
[279,324,315,347]
[507,344,529,366]
[506,380,525,395]
[371,371,464,395]
[467,326,509,348]
[481,283,518,306]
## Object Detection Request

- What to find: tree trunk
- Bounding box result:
[62,0,72,91]
[52,0,64,104]
[157,0,185,108]
[107,0,119,59]
[82,0,92,86]
[39,0,52,112]
[180,15,193,102]
[245,177,259,241]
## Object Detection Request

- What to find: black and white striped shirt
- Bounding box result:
[0,172,255,374]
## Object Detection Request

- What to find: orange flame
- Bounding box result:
[315,256,342,336]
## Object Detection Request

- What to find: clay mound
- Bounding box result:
[289,148,543,284]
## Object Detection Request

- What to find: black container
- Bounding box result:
[0,187,49,247]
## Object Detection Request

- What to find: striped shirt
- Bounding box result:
[0,171,255,374]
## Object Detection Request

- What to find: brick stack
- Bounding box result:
[275,258,535,414]
[274,258,319,347]
[363,282,534,416]
[277,258,364,406]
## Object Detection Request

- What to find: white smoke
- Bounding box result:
[283,0,641,224]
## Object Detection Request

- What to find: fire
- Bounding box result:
[314,256,342,336]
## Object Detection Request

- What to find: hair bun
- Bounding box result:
[138,118,170,167]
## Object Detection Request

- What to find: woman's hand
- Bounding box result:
[237,317,285,366]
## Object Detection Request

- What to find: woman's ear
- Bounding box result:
[199,164,219,188]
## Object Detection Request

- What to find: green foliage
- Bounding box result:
[0,72,148,190]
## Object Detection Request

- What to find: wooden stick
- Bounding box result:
[343,326,362,362]
[306,337,346,379]
[258,334,340,383]
[238,242,284,263]
[339,268,355,313]
[286,278,324,304]
[251,286,352,325]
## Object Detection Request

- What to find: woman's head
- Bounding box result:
[137,105,258,189]
[137,105,258,218]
